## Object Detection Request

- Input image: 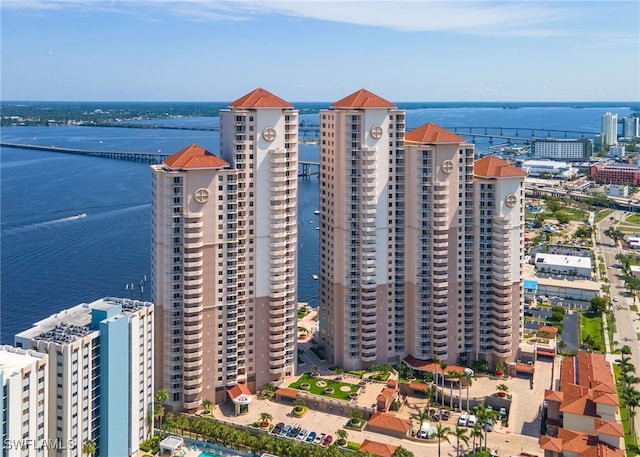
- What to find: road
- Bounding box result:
[595,210,640,442]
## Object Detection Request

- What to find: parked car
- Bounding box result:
[322,435,333,446]
[288,425,300,438]
[432,410,440,421]
[490,450,500,457]
[442,410,450,421]
[458,411,468,426]
[314,433,326,445]
[280,425,291,437]
[305,431,316,443]
[467,415,477,427]
[297,429,307,440]
[485,419,494,432]
[272,422,284,435]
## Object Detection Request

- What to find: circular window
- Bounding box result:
[194,188,209,204]
[370,125,383,139]
[262,127,277,142]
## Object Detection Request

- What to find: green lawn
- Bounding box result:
[595,209,615,222]
[627,213,640,224]
[580,311,604,352]
[555,207,588,222]
[289,373,360,401]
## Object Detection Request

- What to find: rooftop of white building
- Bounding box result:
[534,253,592,270]
[0,345,46,376]
[16,297,152,345]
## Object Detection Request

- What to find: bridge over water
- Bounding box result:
[1,142,322,176]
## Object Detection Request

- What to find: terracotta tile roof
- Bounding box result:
[403,355,466,376]
[537,347,556,357]
[539,435,563,452]
[516,362,535,374]
[541,428,625,457]
[544,389,564,403]
[227,383,252,399]
[377,387,397,402]
[405,122,466,144]
[409,380,430,391]
[474,155,527,178]
[594,418,624,437]
[576,352,615,390]
[228,87,293,108]
[163,144,228,169]
[367,411,411,434]
[538,325,558,337]
[359,439,397,457]
[275,387,299,399]
[386,379,398,388]
[331,89,396,108]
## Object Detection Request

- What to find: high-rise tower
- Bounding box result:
[152,88,298,411]
[318,89,404,370]
[601,112,618,146]
[319,89,526,371]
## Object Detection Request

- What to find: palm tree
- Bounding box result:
[336,428,348,446]
[452,426,469,457]
[440,361,448,407]
[155,388,169,429]
[350,408,364,426]
[464,372,473,412]
[476,406,497,450]
[82,439,96,457]
[470,423,483,454]
[449,371,463,410]
[624,386,640,439]
[432,354,441,386]
[410,407,431,433]
[259,412,273,426]
[154,402,165,430]
[202,398,213,413]
[433,423,452,457]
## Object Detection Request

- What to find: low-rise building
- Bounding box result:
[606,184,629,197]
[590,162,640,185]
[520,160,577,179]
[534,253,593,278]
[540,352,624,457]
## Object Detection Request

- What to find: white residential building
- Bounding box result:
[530,138,593,161]
[1,346,48,457]
[14,298,154,457]
[601,112,618,147]
[623,115,639,139]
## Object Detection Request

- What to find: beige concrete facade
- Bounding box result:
[319,89,526,371]
[152,89,298,412]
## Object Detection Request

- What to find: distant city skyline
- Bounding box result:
[1,1,639,102]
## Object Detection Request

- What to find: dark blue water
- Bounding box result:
[1,103,635,344]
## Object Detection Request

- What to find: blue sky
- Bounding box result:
[1,1,638,102]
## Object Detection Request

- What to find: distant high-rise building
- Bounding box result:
[0,346,48,457]
[530,138,593,161]
[623,115,639,139]
[601,112,618,146]
[14,297,154,457]
[151,88,298,412]
[318,89,526,370]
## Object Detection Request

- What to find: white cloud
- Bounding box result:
[2,0,636,38]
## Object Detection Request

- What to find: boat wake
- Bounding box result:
[3,213,87,234]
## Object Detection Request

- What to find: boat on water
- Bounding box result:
[311,274,318,280]
[313,209,320,215]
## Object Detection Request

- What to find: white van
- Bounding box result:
[458,411,468,426]
[418,422,430,439]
